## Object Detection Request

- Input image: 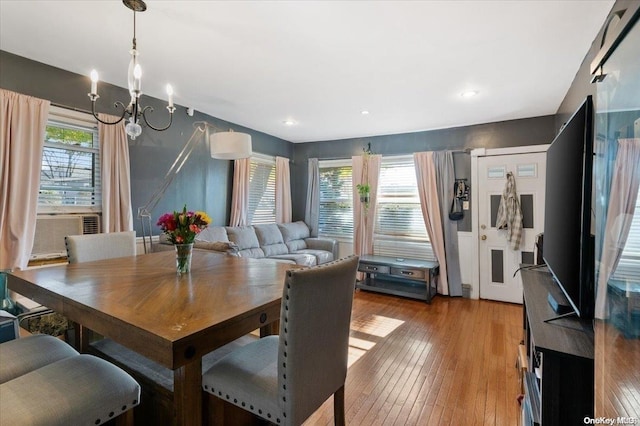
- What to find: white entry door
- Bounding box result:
[478,152,547,303]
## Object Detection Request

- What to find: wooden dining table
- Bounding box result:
[7,250,293,426]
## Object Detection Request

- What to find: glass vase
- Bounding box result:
[175,243,194,275]
[1,270,19,315]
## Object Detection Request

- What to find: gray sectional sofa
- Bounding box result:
[159,221,337,266]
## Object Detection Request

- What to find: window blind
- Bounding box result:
[248,158,276,225]
[374,156,432,261]
[318,163,353,240]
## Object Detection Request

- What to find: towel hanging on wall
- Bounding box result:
[495,172,523,250]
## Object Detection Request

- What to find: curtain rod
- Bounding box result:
[313,149,470,161]
[51,102,93,115]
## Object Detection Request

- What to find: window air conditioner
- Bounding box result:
[31,214,101,260]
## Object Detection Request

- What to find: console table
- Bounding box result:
[356,255,439,303]
[521,267,594,425]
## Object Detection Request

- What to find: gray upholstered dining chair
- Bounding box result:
[65,230,136,263]
[64,231,137,347]
[0,334,79,384]
[202,255,359,426]
[0,352,140,425]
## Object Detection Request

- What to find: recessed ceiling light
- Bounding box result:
[461,90,479,98]
[283,120,295,126]
[361,110,370,115]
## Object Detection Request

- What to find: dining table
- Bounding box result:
[7,249,293,426]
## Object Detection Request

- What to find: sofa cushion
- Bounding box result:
[225,226,265,258]
[254,224,289,257]
[269,253,317,266]
[292,249,333,265]
[195,226,229,243]
[194,241,239,255]
[277,221,311,252]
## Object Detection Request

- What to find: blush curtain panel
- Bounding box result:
[229,158,250,226]
[0,89,50,270]
[595,138,640,319]
[414,152,449,295]
[352,154,381,258]
[305,158,320,236]
[98,113,133,233]
[432,151,463,297]
[275,156,292,224]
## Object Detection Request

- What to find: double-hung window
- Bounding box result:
[611,194,640,282]
[374,156,434,261]
[38,106,100,214]
[248,155,276,225]
[318,159,353,240]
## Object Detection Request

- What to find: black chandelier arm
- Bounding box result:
[140,105,175,132]
[90,99,129,125]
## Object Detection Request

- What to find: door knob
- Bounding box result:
[481,235,487,240]
[481,224,486,230]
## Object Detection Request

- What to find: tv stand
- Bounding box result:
[521,267,594,425]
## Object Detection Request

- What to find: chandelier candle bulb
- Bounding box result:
[90,70,98,95]
[166,84,174,108]
[133,64,142,92]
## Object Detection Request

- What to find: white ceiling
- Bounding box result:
[0,0,614,143]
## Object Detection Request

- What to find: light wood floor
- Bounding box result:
[305,291,523,426]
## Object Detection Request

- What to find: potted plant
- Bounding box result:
[356,183,370,204]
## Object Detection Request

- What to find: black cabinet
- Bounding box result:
[521,267,594,425]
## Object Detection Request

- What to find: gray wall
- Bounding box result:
[290,115,556,232]
[0,50,292,235]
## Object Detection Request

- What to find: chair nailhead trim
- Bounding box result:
[109,411,114,417]
[95,420,100,425]
[121,405,126,411]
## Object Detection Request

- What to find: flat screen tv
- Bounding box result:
[543,96,595,319]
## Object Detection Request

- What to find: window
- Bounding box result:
[318,160,353,240]
[248,155,276,225]
[611,194,640,282]
[374,156,434,261]
[38,107,100,213]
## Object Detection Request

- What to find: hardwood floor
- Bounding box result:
[305,291,523,426]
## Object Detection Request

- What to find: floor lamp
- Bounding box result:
[137,122,252,253]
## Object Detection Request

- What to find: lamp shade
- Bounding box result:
[209,131,252,160]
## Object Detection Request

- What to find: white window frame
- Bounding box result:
[38,106,101,214]
[248,153,276,225]
[318,159,353,242]
[374,155,434,261]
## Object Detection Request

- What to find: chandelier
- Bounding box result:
[88,0,175,140]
